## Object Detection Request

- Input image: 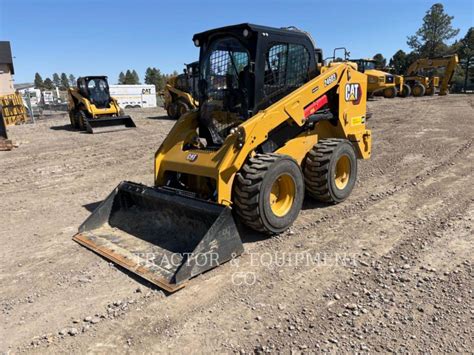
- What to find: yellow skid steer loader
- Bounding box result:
[164,62,199,119]
[73,24,372,292]
[68,76,136,133]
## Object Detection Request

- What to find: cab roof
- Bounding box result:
[192,23,312,43]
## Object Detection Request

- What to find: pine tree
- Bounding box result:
[407,3,460,57]
[373,53,386,69]
[124,70,135,84]
[132,70,140,84]
[34,73,44,89]
[43,78,55,90]
[389,50,408,74]
[118,71,125,84]
[144,67,166,91]
[60,73,69,90]
[457,28,474,91]
[68,74,76,86]
[52,73,61,88]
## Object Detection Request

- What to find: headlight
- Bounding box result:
[243,29,249,37]
[385,75,394,84]
[194,39,200,47]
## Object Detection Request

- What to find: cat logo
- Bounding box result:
[345,83,362,104]
[186,153,198,162]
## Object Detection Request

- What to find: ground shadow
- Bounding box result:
[50,124,78,132]
[147,115,175,121]
[301,198,328,211]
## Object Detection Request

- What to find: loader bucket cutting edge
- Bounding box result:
[85,115,136,133]
[72,181,244,292]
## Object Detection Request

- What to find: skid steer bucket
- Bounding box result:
[73,181,244,292]
[85,115,136,133]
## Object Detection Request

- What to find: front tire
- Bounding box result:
[76,110,87,131]
[167,102,179,120]
[69,111,78,129]
[177,100,190,118]
[233,153,304,234]
[304,139,357,203]
[383,86,397,99]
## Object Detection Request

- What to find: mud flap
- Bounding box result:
[73,182,244,292]
[85,115,136,133]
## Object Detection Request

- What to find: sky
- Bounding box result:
[0,0,472,84]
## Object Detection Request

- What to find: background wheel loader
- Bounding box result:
[164,62,199,119]
[352,59,409,98]
[67,76,136,133]
[403,54,459,97]
[73,24,372,292]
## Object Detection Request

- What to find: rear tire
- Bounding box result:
[412,83,426,97]
[233,153,304,234]
[304,139,357,203]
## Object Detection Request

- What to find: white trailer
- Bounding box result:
[109,84,157,109]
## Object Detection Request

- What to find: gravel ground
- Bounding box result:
[0,95,473,353]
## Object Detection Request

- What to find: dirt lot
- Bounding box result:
[1,95,473,353]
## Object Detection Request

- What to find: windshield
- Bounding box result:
[200,36,250,115]
[87,78,110,106]
[355,60,376,72]
[365,61,376,70]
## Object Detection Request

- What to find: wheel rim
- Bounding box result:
[413,86,422,96]
[335,155,351,190]
[269,174,295,217]
[179,105,187,116]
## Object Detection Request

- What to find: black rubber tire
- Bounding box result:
[233,153,304,234]
[69,111,78,129]
[383,86,397,99]
[176,100,190,118]
[399,84,411,98]
[412,83,426,97]
[77,110,87,131]
[167,102,180,120]
[304,139,357,203]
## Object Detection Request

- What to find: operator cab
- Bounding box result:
[77,76,111,109]
[176,61,200,98]
[192,23,321,146]
[353,59,377,73]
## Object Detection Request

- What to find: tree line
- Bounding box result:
[117,68,179,91]
[33,68,180,92]
[368,3,473,91]
[34,72,76,90]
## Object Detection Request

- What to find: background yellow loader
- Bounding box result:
[73,24,372,292]
[164,62,199,119]
[352,59,410,98]
[68,76,136,133]
[404,54,459,96]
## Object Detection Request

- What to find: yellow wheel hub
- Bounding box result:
[413,86,422,96]
[335,155,351,190]
[269,174,295,217]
